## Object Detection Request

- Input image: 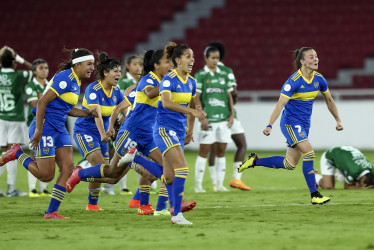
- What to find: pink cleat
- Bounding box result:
[66,166,82,192]
[0,144,22,167]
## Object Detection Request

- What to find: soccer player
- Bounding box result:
[153,42,206,224]
[315,146,374,189]
[0,48,97,219]
[207,41,251,191]
[194,45,235,193]
[24,59,50,197]
[73,52,124,211]
[239,47,343,205]
[0,46,32,197]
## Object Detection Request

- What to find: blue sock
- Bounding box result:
[78,164,105,179]
[156,185,168,211]
[256,156,286,169]
[139,184,150,206]
[302,151,317,193]
[132,188,140,201]
[172,168,188,215]
[133,155,163,179]
[46,184,66,214]
[88,188,100,205]
[166,184,174,208]
[16,151,33,170]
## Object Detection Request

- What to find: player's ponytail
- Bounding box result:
[95,51,121,80]
[58,48,93,72]
[141,49,164,77]
[164,42,190,68]
[293,47,313,70]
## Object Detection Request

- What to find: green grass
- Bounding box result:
[1,150,374,250]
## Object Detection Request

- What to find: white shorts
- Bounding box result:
[230,118,245,135]
[320,152,345,183]
[0,120,27,147]
[198,121,231,144]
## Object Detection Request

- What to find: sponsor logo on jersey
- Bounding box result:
[177,84,181,88]
[300,85,305,89]
[206,88,225,94]
[208,98,225,107]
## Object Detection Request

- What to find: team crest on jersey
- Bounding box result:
[314,82,319,89]
[299,131,305,138]
[189,82,193,90]
[219,78,225,85]
[113,96,117,103]
[43,147,49,155]
[88,141,94,148]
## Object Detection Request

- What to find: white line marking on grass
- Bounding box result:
[201,202,374,209]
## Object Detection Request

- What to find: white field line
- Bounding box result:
[201,202,374,208]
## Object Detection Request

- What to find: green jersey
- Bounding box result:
[325,146,374,183]
[0,68,32,121]
[195,66,232,123]
[25,78,48,126]
[217,61,238,118]
[118,72,136,93]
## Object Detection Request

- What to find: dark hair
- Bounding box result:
[364,173,374,187]
[32,58,47,72]
[204,46,219,58]
[58,48,93,72]
[164,42,190,68]
[141,49,164,76]
[96,52,121,80]
[293,47,314,70]
[1,49,15,68]
[208,41,225,60]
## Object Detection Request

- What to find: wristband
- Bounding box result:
[15,55,25,64]
[267,124,272,129]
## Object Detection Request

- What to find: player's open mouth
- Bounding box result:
[188,64,193,70]
[115,78,119,83]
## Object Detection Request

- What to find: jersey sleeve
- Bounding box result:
[124,88,136,106]
[191,79,197,98]
[49,74,72,96]
[226,67,237,88]
[25,82,38,103]
[116,88,124,105]
[194,71,203,93]
[280,78,296,98]
[319,75,329,93]
[17,70,33,84]
[160,76,172,95]
[85,86,100,106]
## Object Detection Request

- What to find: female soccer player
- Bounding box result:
[239,47,343,205]
[118,55,141,92]
[1,48,97,219]
[24,59,50,197]
[73,52,124,211]
[153,42,206,224]
[194,45,235,193]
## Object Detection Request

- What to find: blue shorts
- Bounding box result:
[29,120,72,159]
[114,122,158,157]
[73,129,109,160]
[280,123,310,148]
[153,125,185,155]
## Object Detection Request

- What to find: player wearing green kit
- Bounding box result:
[24,59,50,197]
[194,46,235,193]
[0,46,32,197]
[316,146,374,189]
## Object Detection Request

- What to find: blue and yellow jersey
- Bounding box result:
[280,69,328,127]
[155,69,196,132]
[123,87,137,119]
[34,68,81,130]
[126,71,160,131]
[75,80,124,134]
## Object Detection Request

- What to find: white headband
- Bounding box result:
[72,55,95,64]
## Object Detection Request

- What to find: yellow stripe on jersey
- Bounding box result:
[59,91,80,105]
[167,71,176,78]
[71,68,81,86]
[290,91,319,101]
[314,72,322,77]
[292,72,301,81]
[82,97,116,116]
[136,91,159,107]
[171,92,192,104]
[150,71,161,82]
[49,86,60,97]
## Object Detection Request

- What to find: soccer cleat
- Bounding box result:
[128,199,140,208]
[0,144,22,167]
[101,184,115,195]
[40,190,52,197]
[154,209,171,216]
[86,204,104,211]
[7,189,27,197]
[311,191,330,205]
[194,186,206,193]
[120,188,133,195]
[66,166,82,193]
[170,200,197,215]
[213,185,217,192]
[230,179,252,191]
[238,153,258,173]
[118,147,137,168]
[171,212,192,225]
[29,189,40,198]
[138,204,155,215]
[44,212,69,219]
[216,185,230,192]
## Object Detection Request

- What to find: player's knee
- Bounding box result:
[284,158,296,170]
[164,175,174,185]
[302,151,315,160]
[40,174,54,182]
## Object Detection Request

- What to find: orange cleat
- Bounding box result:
[0,144,22,167]
[170,200,197,215]
[86,204,104,211]
[44,212,70,219]
[128,199,140,208]
[138,204,155,215]
[66,166,82,192]
[229,179,252,191]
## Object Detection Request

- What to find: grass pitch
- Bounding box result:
[0,150,373,250]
